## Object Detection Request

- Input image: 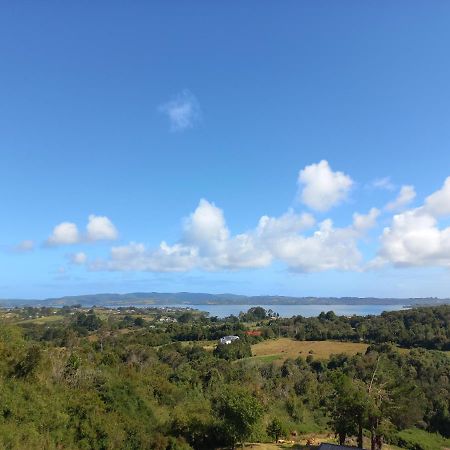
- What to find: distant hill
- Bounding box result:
[1,292,449,307]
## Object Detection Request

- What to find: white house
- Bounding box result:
[219,335,240,345]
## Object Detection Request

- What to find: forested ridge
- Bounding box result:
[0,305,448,449]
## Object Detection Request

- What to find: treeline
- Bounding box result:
[18,305,450,351]
[271,306,450,350]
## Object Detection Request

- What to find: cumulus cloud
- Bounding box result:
[385,185,416,211]
[94,200,272,272]
[86,215,118,241]
[46,215,118,246]
[183,199,229,255]
[376,177,450,268]
[298,160,353,211]
[159,89,201,132]
[423,176,450,217]
[266,209,379,272]
[377,210,450,268]
[352,208,380,232]
[256,210,315,238]
[47,222,80,246]
[95,241,198,272]
[92,196,378,274]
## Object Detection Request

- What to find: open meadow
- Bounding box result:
[251,337,369,362]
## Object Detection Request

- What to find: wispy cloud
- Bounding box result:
[385,185,416,211]
[159,89,202,132]
[69,252,87,265]
[371,177,396,191]
[14,240,35,252]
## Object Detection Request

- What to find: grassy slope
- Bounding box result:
[396,428,450,450]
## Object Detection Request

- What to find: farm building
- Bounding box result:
[244,330,262,336]
[219,335,240,345]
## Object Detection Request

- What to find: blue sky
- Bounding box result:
[1,2,450,299]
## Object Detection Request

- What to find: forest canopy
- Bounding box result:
[0,304,448,450]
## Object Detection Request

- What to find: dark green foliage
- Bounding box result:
[214,387,263,448]
[326,373,367,446]
[12,345,41,378]
[0,305,448,449]
[281,305,450,350]
[266,417,287,442]
[73,311,103,332]
[239,306,268,321]
[213,339,252,361]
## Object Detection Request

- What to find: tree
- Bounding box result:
[12,345,41,378]
[266,417,286,443]
[214,387,263,449]
[178,312,194,323]
[213,340,251,361]
[327,373,367,446]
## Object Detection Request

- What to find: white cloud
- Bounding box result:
[266,208,379,272]
[376,177,450,268]
[378,210,450,268]
[86,215,118,241]
[47,222,80,246]
[14,240,35,252]
[256,210,315,238]
[371,177,396,191]
[267,220,362,272]
[95,200,271,272]
[159,89,201,132]
[352,208,380,232]
[97,241,198,272]
[183,199,229,255]
[70,252,87,265]
[93,195,377,274]
[423,176,450,217]
[385,185,416,211]
[46,215,118,246]
[298,160,353,211]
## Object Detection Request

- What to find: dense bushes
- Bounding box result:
[213,339,252,361]
[0,305,448,449]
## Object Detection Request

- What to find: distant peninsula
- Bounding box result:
[1,292,449,308]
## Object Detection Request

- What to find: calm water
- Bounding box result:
[161,304,407,318]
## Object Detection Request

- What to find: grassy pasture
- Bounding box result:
[18,314,66,324]
[251,338,368,361]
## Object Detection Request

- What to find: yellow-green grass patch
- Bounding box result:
[251,338,368,361]
[18,315,66,324]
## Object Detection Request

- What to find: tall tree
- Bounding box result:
[214,387,263,449]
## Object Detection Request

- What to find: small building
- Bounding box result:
[219,335,240,345]
[245,330,262,336]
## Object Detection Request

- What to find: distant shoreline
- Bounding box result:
[1,291,449,309]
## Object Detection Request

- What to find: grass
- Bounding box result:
[251,338,369,361]
[396,428,450,450]
[18,315,65,324]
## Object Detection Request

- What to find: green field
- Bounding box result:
[17,314,66,324]
[251,338,369,361]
